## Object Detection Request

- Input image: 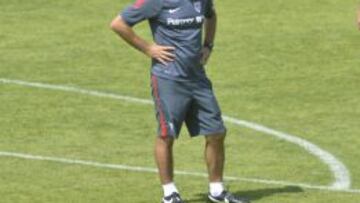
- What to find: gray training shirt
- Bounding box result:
[121,0,215,81]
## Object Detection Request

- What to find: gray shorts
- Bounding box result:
[151,75,227,138]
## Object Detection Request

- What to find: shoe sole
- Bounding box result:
[208,195,248,203]
[162,198,183,203]
[208,195,227,203]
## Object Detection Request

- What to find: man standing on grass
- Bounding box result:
[111,0,249,202]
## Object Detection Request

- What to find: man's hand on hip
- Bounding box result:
[146,44,176,65]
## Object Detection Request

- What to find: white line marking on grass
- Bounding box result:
[0,78,353,192]
[0,78,152,105]
[0,151,359,193]
[222,116,351,190]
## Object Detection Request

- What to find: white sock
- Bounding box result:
[162,182,179,197]
[209,182,225,197]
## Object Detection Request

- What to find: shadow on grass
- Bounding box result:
[185,186,304,202]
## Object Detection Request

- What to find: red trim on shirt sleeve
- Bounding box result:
[133,0,146,9]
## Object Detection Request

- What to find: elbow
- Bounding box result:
[110,19,118,30]
[110,16,125,31]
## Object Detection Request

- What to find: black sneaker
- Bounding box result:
[208,191,250,203]
[162,192,184,203]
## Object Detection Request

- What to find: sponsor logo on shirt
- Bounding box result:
[168,7,181,14]
[167,15,204,26]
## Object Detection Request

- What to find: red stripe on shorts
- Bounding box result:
[133,0,145,9]
[151,75,168,138]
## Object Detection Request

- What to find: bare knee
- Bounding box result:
[156,137,175,148]
[205,133,226,144]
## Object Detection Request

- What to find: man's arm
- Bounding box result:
[110,16,175,65]
[201,10,217,65]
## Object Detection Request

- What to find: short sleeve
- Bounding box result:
[121,0,163,26]
[204,0,215,18]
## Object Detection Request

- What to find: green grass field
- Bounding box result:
[1,0,360,202]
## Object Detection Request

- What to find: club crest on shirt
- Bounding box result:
[193,1,202,13]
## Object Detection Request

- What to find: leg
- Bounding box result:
[187,79,249,202]
[155,136,175,184]
[151,76,188,202]
[205,133,251,203]
[155,136,185,202]
[205,133,226,182]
